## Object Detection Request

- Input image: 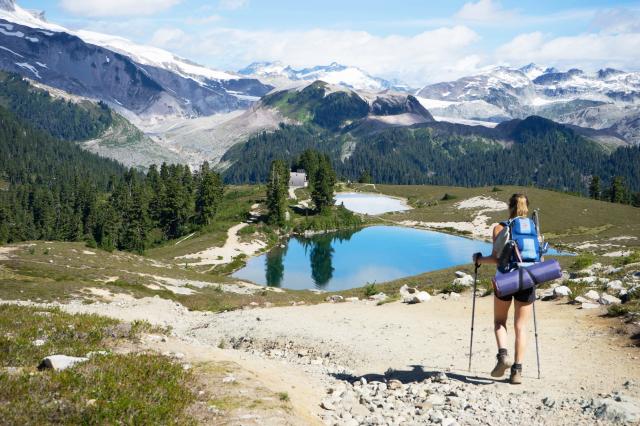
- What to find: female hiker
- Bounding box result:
[472,194,536,385]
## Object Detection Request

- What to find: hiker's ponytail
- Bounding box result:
[508,194,529,218]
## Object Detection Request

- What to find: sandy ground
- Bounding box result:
[401,196,507,240]
[7,293,638,423]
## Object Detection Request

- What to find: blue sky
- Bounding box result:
[17,0,640,85]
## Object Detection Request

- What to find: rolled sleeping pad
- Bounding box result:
[492,259,562,298]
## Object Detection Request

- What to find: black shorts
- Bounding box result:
[496,286,535,304]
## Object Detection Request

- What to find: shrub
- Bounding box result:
[441,193,457,201]
[614,250,640,267]
[441,283,466,294]
[571,254,595,270]
[363,282,377,298]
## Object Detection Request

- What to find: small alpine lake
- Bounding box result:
[334,192,411,215]
[232,226,485,290]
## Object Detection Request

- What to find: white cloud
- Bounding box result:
[455,0,516,23]
[150,28,190,48]
[185,15,223,25]
[218,0,248,11]
[591,8,640,33]
[496,31,640,72]
[60,0,181,17]
[150,25,481,86]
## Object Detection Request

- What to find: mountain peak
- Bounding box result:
[0,0,15,12]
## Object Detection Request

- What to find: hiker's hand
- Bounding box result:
[473,252,482,267]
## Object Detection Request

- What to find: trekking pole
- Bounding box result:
[532,209,542,379]
[532,297,541,379]
[468,259,480,372]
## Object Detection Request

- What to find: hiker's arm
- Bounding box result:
[472,225,502,265]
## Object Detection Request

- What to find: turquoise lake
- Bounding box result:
[234,225,497,291]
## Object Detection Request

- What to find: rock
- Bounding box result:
[321,399,336,411]
[581,302,600,310]
[553,286,572,297]
[540,289,555,301]
[455,271,470,279]
[427,393,445,406]
[448,292,460,300]
[574,296,589,304]
[599,294,622,305]
[369,292,388,302]
[453,275,474,287]
[442,417,459,426]
[399,285,431,303]
[38,355,89,371]
[542,397,556,408]
[606,280,625,292]
[603,266,623,275]
[584,290,600,302]
[32,339,46,347]
[222,375,236,383]
[108,323,132,338]
[326,295,344,303]
[594,396,640,423]
[433,371,449,383]
[249,301,259,307]
[387,379,403,390]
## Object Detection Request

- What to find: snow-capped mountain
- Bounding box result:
[239,61,410,93]
[0,0,271,119]
[416,64,640,144]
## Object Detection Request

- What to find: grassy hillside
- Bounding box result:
[355,184,639,250]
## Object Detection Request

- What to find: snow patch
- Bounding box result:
[0,45,22,57]
[15,61,39,78]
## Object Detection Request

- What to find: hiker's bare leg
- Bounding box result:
[494,296,511,350]
[514,300,533,364]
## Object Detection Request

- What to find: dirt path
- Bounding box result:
[6,293,638,424]
[176,205,266,266]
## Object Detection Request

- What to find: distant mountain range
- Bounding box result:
[238,61,411,93]
[0,0,271,121]
[0,0,638,193]
[416,64,640,144]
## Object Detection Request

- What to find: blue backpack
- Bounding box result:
[497,217,542,272]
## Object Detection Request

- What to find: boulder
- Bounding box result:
[387,379,403,390]
[581,302,600,310]
[400,285,431,303]
[369,292,388,302]
[584,290,600,302]
[453,275,474,287]
[574,296,589,304]
[455,271,470,279]
[326,295,344,303]
[553,286,572,297]
[606,280,625,293]
[599,294,622,305]
[38,355,89,371]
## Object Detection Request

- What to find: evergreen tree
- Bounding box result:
[195,162,224,226]
[358,170,372,184]
[266,160,289,226]
[610,176,628,204]
[589,175,600,200]
[311,156,336,212]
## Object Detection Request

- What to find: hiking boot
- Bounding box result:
[509,365,523,385]
[490,352,512,378]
